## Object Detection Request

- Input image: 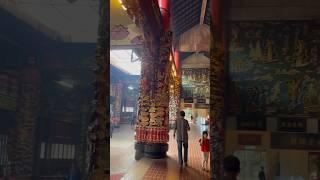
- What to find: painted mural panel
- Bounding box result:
[182,68,210,99]
[228,21,320,116]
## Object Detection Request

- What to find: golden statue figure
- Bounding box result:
[266,39,274,61]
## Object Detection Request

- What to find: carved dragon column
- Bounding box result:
[134,46,155,159]
[123,0,172,159]
[88,0,109,179]
[135,32,172,159]
[142,31,172,158]
[12,58,41,179]
[210,0,226,179]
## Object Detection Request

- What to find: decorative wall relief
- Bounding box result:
[228,21,320,116]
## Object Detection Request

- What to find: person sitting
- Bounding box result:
[222,155,240,180]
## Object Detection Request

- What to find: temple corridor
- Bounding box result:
[111,121,210,180]
[1,0,320,179]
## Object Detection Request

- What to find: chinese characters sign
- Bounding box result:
[271,133,320,150]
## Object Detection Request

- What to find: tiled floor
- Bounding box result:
[110,173,125,180]
[110,124,136,177]
[110,122,211,180]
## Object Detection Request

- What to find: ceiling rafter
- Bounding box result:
[200,0,208,25]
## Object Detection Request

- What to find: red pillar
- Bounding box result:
[158,0,170,30]
[174,50,180,73]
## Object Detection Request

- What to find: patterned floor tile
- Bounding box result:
[143,123,210,180]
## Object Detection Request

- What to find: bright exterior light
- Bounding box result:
[118,0,127,10]
[110,49,141,75]
[169,54,172,61]
[121,5,127,10]
[128,86,134,90]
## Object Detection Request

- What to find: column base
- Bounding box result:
[144,143,168,159]
[135,142,145,160]
[135,142,168,160]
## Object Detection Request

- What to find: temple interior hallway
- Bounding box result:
[110,121,210,180]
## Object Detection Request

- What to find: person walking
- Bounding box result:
[174,111,190,167]
[110,121,114,138]
[259,166,266,180]
[130,114,136,129]
[222,155,241,180]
